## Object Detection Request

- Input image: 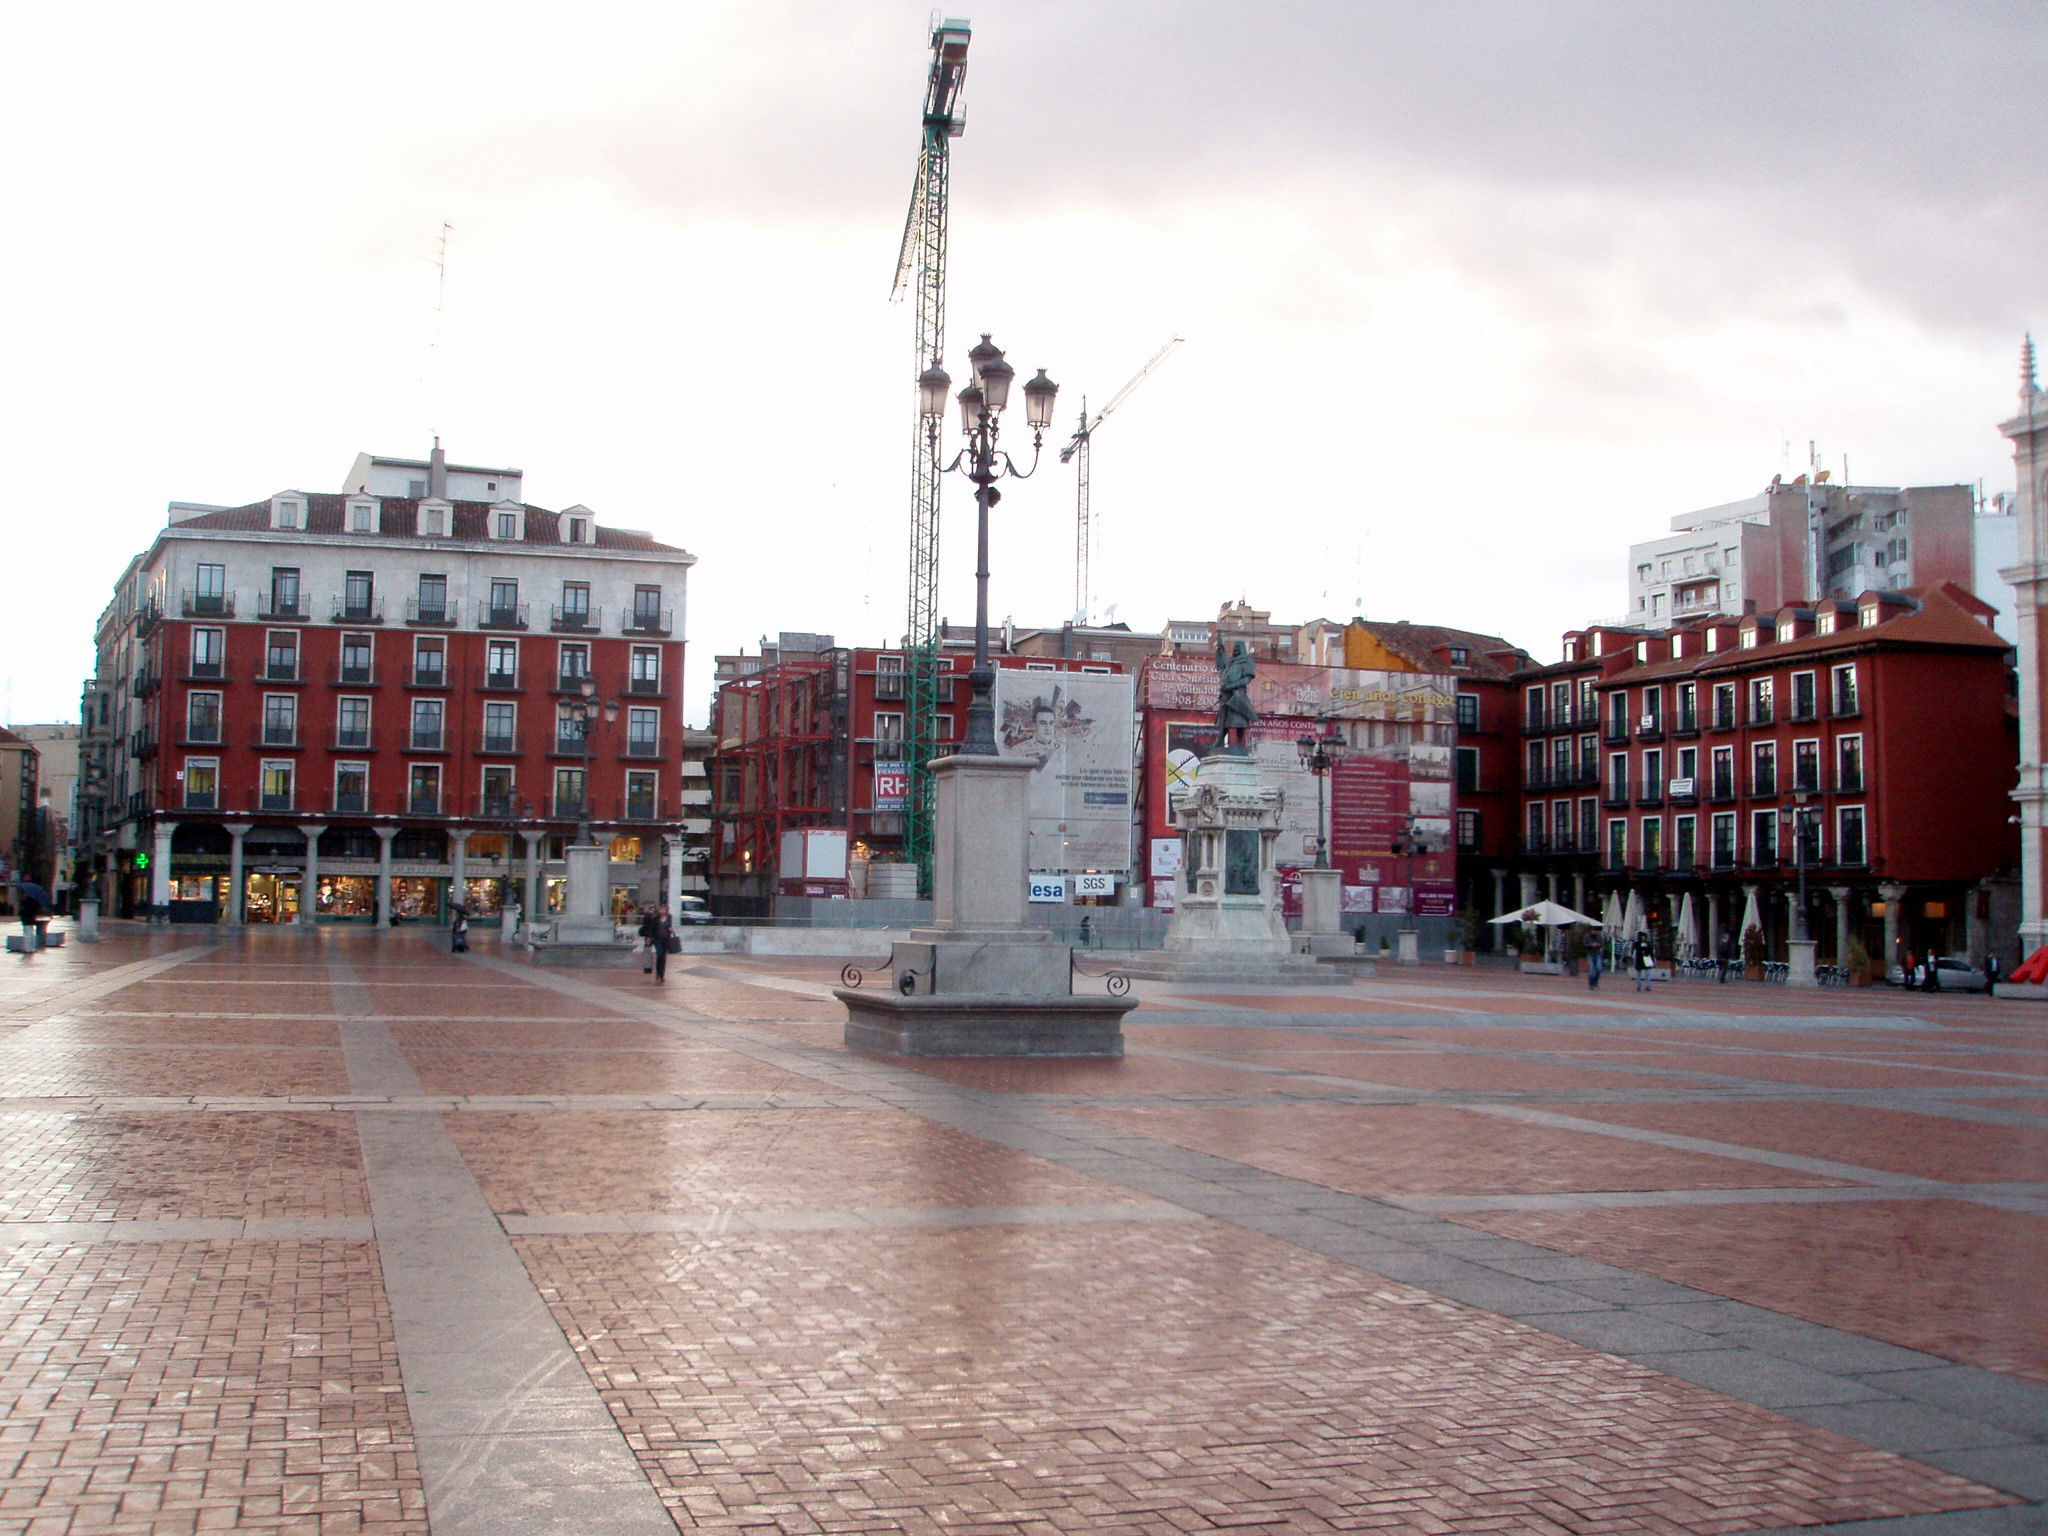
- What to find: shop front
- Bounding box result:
[391,876,445,923]
[245,869,301,924]
[314,875,377,922]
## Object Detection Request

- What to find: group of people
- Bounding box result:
[445,900,676,980]
[1585,931,1658,992]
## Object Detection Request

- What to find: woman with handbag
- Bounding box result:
[651,908,676,983]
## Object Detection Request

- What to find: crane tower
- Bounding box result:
[890,17,970,896]
[1061,337,1182,623]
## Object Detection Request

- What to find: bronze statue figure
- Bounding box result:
[1213,640,1257,752]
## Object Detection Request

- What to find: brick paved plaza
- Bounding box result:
[3,926,2046,1535]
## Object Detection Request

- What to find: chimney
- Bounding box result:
[428,437,448,500]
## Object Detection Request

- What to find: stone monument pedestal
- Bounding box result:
[1296,866,1353,958]
[1786,937,1818,988]
[1119,751,1343,985]
[838,753,1133,1057]
[530,844,632,967]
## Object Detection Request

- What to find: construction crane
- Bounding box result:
[890,17,970,896]
[1060,337,1182,624]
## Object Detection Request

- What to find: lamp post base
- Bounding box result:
[1786,937,1819,988]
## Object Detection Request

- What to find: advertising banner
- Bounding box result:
[873,766,908,811]
[994,669,1136,875]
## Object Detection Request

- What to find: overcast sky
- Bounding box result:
[3,0,2040,727]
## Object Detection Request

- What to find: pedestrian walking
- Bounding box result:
[16,886,43,953]
[1587,945,1602,989]
[638,906,661,974]
[651,908,675,983]
[450,904,469,954]
[1716,931,1732,983]
[1079,913,1092,948]
[1987,952,2002,993]
[1632,932,1653,993]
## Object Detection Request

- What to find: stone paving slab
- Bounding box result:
[1,922,2045,1531]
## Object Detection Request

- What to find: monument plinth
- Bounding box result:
[838,753,1133,1056]
[529,844,634,966]
[1121,749,1344,985]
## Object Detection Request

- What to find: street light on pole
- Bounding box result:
[571,680,619,848]
[1294,720,1347,869]
[923,334,1059,753]
[1780,792,1812,943]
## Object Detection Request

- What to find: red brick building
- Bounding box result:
[83,450,695,924]
[1513,583,2017,967]
[710,636,1122,901]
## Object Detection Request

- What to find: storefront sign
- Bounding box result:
[1073,871,1116,898]
[1028,875,1068,903]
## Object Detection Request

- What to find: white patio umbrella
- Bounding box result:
[1602,892,1623,936]
[1674,892,1700,959]
[1486,899,1602,928]
[1621,888,1646,943]
[1738,886,1761,945]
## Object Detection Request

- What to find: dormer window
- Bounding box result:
[270,494,305,531]
[1817,611,1836,635]
[347,499,377,534]
[558,504,596,544]
[1448,645,1468,666]
[417,499,451,538]
[494,510,520,540]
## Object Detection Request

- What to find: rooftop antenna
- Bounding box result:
[422,221,452,443]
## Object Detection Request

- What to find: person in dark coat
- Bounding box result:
[638,906,661,974]
[650,909,675,982]
[450,904,469,954]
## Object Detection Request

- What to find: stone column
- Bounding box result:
[1880,881,1907,976]
[1518,872,1539,906]
[1706,891,1722,960]
[150,821,176,913]
[522,831,546,935]
[1830,886,1853,969]
[450,831,469,911]
[1544,871,1558,902]
[1965,882,1987,962]
[224,823,252,924]
[299,824,326,927]
[1572,872,1586,914]
[665,835,685,926]
[375,827,397,926]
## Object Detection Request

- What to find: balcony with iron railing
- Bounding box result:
[1601,718,1630,745]
[330,727,374,751]
[1601,777,1632,808]
[1637,716,1665,743]
[135,596,165,635]
[258,790,296,813]
[1671,708,1700,738]
[623,738,664,760]
[408,792,443,816]
[257,594,307,622]
[182,659,226,682]
[259,662,303,684]
[178,721,224,747]
[1708,773,1738,803]
[331,595,386,624]
[1666,778,1699,806]
[1748,703,1775,728]
[409,663,448,689]
[255,723,300,749]
[480,667,524,692]
[1635,781,1664,807]
[405,597,461,627]
[132,666,161,698]
[181,788,219,811]
[625,674,665,697]
[478,602,529,632]
[1710,703,1739,731]
[1831,690,1861,718]
[409,728,447,753]
[480,732,519,755]
[131,725,159,757]
[550,604,600,634]
[1748,769,1778,799]
[623,607,672,637]
[181,588,235,619]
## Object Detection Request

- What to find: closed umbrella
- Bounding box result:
[1738,886,1761,947]
[1674,892,1699,959]
[1622,888,1645,943]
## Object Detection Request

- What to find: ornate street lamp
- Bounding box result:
[1779,792,1813,943]
[1294,721,1347,869]
[923,334,1059,753]
[571,680,620,847]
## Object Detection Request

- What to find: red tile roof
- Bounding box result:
[173,493,687,554]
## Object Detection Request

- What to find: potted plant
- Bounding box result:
[1742,922,1767,981]
[1846,936,1873,987]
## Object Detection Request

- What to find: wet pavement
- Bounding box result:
[3,925,2046,1534]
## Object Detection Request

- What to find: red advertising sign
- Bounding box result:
[873,767,909,810]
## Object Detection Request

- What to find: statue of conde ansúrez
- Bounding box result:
[1212,640,1257,754]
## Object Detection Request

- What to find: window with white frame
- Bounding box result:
[186,692,222,743]
[335,696,370,750]
[1837,805,1866,865]
[190,627,224,677]
[1606,818,1628,868]
[1830,663,1859,714]
[483,701,517,753]
[1751,808,1778,864]
[1711,812,1737,867]
[411,698,444,750]
[334,762,369,813]
[260,760,295,810]
[1836,734,1864,792]
[261,694,297,747]
[408,764,442,813]
[626,706,659,756]
[183,758,219,810]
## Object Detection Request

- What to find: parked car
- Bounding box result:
[1886,956,1991,992]
[675,895,714,926]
